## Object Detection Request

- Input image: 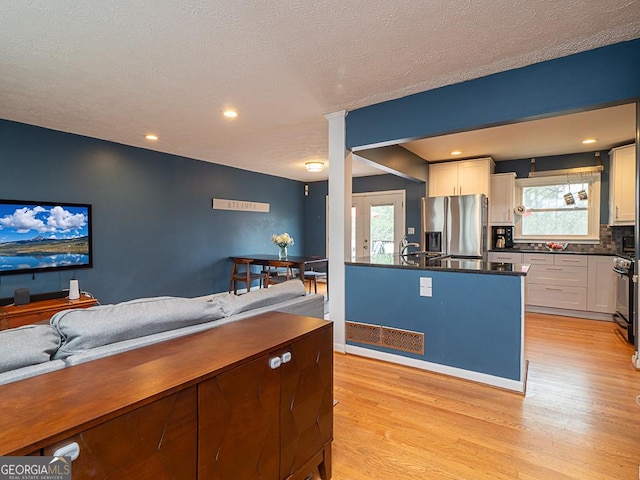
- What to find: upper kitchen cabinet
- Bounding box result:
[490,172,516,225]
[428,158,494,197]
[609,144,636,225]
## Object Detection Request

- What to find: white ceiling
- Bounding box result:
[1,1,639,182]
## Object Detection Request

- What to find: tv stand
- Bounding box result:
[0,294,98,330]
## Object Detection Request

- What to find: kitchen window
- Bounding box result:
[514,172,601,242]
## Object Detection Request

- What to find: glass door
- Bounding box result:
[351,191,405,261]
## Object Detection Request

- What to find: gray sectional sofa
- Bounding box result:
[0,280,324,385]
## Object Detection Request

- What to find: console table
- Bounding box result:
[0,294,98,330]
[0,311,333,480]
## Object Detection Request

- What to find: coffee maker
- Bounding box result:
[492,226,513,249]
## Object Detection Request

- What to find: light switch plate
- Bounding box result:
[419,277,432,297]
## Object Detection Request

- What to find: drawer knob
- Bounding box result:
[269,357,282,369]
[53,442,80,461]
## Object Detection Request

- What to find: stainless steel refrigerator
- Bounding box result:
[421,194,488,258]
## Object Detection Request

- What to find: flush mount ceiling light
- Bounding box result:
[451,150,462,156]
[145,134,158,141]
[582,138,597,144]
[223,110,238,118]
[305,161,325,172]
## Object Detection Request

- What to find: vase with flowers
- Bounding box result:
[271,232,294,259]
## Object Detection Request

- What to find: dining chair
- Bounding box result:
[302,269,327,294]
[228,258,265,295]
[264,261,297,286]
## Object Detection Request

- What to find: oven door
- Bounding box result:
[614,269,630,321]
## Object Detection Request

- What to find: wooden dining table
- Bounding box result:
[229,254,328,291]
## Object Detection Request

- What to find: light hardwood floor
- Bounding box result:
[331,312,640,479]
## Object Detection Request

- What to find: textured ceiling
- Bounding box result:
[1,1,639,181]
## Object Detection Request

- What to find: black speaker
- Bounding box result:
[14,288,30,306]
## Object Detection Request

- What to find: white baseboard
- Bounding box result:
[344,345,525,394]
[632,352,640,370]
[525,305,613,321]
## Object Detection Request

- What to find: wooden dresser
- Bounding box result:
[0,294,98,330]
[0,311,334,480]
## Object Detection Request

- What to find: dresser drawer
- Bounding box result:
[522,253,554,265]
[488,252,522,264]
[526,284,587,310]
[526,265,587,287]
[0,295,98,330]
[551,254,588,267]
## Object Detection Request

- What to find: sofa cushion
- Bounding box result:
[212,280,307,317]
[0,325,61,374]
[63,292,324,368]
[0,360,67,386]
[51,296,225,358]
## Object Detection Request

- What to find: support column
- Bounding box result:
[325,110,351,352]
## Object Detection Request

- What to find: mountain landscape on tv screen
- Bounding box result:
[0,236,89,256]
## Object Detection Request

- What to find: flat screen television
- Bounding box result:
[0,199,92,275]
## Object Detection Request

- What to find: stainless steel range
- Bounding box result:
[612,237,636,344]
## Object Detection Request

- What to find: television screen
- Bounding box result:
[0,199,92,275]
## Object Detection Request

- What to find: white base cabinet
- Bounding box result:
[586,255,617,313]
[524,253,588,310]
[487,252,618,317]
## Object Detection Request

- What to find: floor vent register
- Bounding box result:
[346,321,424,355]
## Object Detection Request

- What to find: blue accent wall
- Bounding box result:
[346,39,640,149]
[0,120,304,303]
[304,174,425,256]
[346,265,523,380]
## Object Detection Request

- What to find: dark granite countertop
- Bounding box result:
[489,248,617,256]
[346,254,530,276]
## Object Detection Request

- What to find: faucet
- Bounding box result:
[399,236,420,256]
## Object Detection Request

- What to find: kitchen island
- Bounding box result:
[345,254,530,393]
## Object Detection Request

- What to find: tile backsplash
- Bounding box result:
[516,225,634,253]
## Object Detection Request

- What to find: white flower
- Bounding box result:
[271,232,294,247]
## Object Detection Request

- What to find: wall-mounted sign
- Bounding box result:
[212,198,270,213]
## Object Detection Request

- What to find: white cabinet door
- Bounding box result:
[428,158,494,197]
[609,144,636,225]
[490,173,516,225]
[428,162,459,197]
[458,160,492,197]
[587,255,617,313]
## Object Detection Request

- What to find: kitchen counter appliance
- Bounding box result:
[492,226,513,249]
[612,236,636,344]
[422,194,488,258]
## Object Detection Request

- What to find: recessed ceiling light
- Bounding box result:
[305,161,325,172]
[145,134,158,141]
[223,110,238,118]
[582,138,597,144]
[451,150,462,156]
